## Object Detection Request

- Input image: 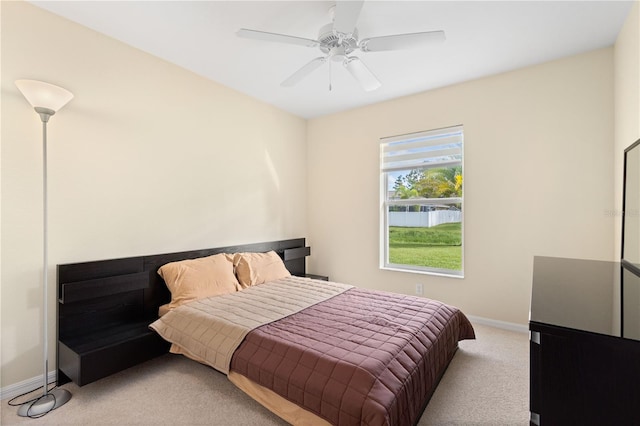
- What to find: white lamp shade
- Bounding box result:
[15,79,74,112]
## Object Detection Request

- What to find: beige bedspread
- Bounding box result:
[149,276,352,374]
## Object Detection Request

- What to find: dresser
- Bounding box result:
[529,257,640,426]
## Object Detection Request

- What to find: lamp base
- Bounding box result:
[17,388,72,418]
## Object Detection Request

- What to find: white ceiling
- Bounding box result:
[30,1,633,119]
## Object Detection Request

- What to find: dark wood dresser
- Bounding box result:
[530,257,640,426]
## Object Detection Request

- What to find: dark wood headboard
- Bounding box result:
[56,238,309,386]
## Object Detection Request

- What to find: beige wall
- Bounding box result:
[614,1,640,259]
[1,2,307,387]
[307,48,615,326]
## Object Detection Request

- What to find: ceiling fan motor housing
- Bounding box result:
[318,23,358,56]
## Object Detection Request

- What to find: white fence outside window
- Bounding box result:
[388,210,461,228]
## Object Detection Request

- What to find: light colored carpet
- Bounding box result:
[1,324,529,425]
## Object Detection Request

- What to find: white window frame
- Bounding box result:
[380,125,464,277]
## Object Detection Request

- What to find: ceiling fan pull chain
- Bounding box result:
[329,58,332,91]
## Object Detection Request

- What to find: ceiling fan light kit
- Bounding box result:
[237,0,445,92]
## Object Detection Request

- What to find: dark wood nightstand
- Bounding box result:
[299,273,328,281]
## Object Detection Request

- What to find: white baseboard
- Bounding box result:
[466,315,528,334]
[0,371,56,401]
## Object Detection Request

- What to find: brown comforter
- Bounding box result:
[231,286,475,426]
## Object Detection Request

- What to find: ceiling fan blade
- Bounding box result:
[343,57,381,92]
[281,57,327,87]
[237,28,319,48]
[333,0,364,36]
[360,30,446,52]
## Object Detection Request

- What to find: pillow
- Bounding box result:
[158,253,239,311]
[234,250,291,288]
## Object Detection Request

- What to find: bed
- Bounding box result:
[148,244,475,426]
[55,238,474,425]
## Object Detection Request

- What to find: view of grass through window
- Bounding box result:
[387,167,462,271]
[388,223,462,270]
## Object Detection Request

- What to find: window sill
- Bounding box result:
[381,265,464,279]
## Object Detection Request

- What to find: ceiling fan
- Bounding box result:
[237,0,445,92]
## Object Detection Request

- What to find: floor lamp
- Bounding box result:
[14,80,74,418]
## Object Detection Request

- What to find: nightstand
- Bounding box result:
[300,273,328,281]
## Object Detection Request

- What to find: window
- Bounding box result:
[380,125,464,277]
